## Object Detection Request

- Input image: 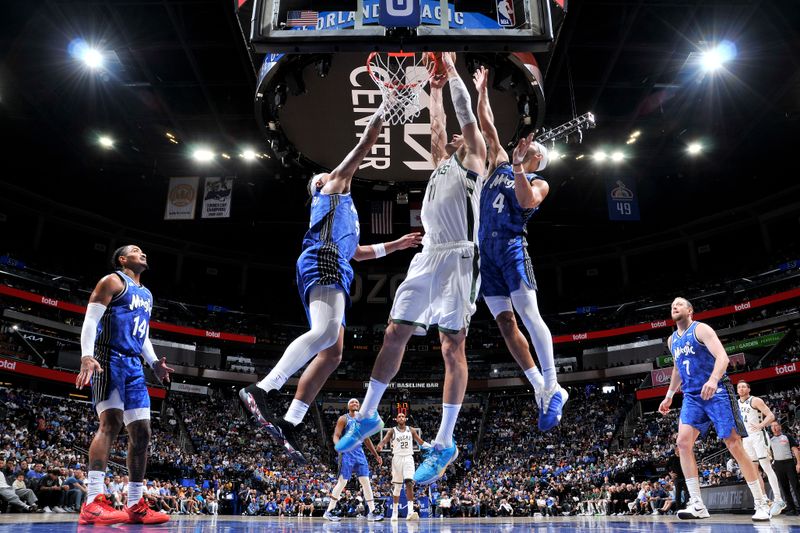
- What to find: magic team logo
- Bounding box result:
[673,342,695,359]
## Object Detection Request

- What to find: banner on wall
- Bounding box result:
[164,177,199,220]
[606,177,640,221]
[201,177,234,219]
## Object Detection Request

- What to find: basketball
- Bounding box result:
[425,52,447,78]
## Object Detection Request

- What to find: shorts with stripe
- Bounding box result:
[479,235,537,298]
[92,348,150,425]
[296,244,352,327]
[680,377,747,439]
[390,242,480,335]
[743,431,771,461]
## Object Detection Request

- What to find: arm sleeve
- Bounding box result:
[448,77,477,129]
[141,334,159,368]
[80,303,107,357]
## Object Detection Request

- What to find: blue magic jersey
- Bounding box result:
[670,321,721,394]
[479,162,540,240]
[96,271,153,358]
[342,414,368,462]
[297,190,359,294]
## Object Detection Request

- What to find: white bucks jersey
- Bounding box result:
[392,427,414,457]
[421,154,481,247]
[738,397,764,433]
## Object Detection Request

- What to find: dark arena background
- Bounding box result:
[1,1,800,532]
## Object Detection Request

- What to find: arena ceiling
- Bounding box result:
[1,0,799,265]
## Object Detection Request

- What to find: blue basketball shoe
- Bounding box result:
[538,385,569,431]
[334,412,384,453]
[413,440,458,486]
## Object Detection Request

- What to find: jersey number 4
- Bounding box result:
[132,316,148,339]
[492,193,506,213]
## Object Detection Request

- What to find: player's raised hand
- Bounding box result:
[513,133,535,166]
[700,377,718,401]
[153,357,175,385]
[76,357,102,389]
[394,233,423,250]
[658,397,672,415]
[472,66,489,93]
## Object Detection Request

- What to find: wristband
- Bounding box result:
[372,243,387,258]
[665,389,675,399]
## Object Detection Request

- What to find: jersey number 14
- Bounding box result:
[132,316,148,339]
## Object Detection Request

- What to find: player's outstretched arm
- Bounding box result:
[352,232,423,261]
[695,323,729,401]
[473,66,506,169]
[76,275,124,389]
[441,52,486,175]
[511,134,550,209]
[328,106,386,188]
[430,66,448,168]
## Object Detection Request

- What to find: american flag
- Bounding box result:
[371,201,393,235]
[286,10,318,28]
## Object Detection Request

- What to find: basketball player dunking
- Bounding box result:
[659,297,771,521]
[472,66,568,430]
[376,412,430,521]
[239,104,422,461]
[336,52,487,486]
[76,245,174,525]
[737,380,785,516]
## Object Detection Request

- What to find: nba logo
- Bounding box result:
[496,0,516,27]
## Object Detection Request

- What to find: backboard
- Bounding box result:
[250,0,557,53]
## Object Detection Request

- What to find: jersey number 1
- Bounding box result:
[132,316,148,339]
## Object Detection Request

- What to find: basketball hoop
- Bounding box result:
[366,52,438,125]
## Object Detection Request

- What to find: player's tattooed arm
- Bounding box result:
[353,232,423,261]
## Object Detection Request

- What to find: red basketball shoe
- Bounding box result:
[79,494,129,525]
[125,497,170,524]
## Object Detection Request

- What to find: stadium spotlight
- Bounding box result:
[69,39,105,69]
[98,135,114,149]
[611,151,625,163]
[593,151,607,162]
[241,149,257,161]
[687,142,703,155]
[192,148,215,162]
[701,41,737,72]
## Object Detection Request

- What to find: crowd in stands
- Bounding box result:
[2,378,800,518]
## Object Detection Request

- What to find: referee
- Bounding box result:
[770,421,800,516]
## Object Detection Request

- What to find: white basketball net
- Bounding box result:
[366,52,437,125]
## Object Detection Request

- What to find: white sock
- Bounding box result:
[257,285,345,393]
[685,477,702,502]
[434,403,461,448]
[747,479,766,503]
[359,378,388,419]
[284,399,310,426]
[511,286,557,389]
[392,503,398,515]
[524,366,545,393]
[127,482,143,508]
[358,477,375,513]
[86,470,105,505]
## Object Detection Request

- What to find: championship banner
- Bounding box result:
[606,177,640,221]
[164,177,199,220]
[201,177,234,219]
